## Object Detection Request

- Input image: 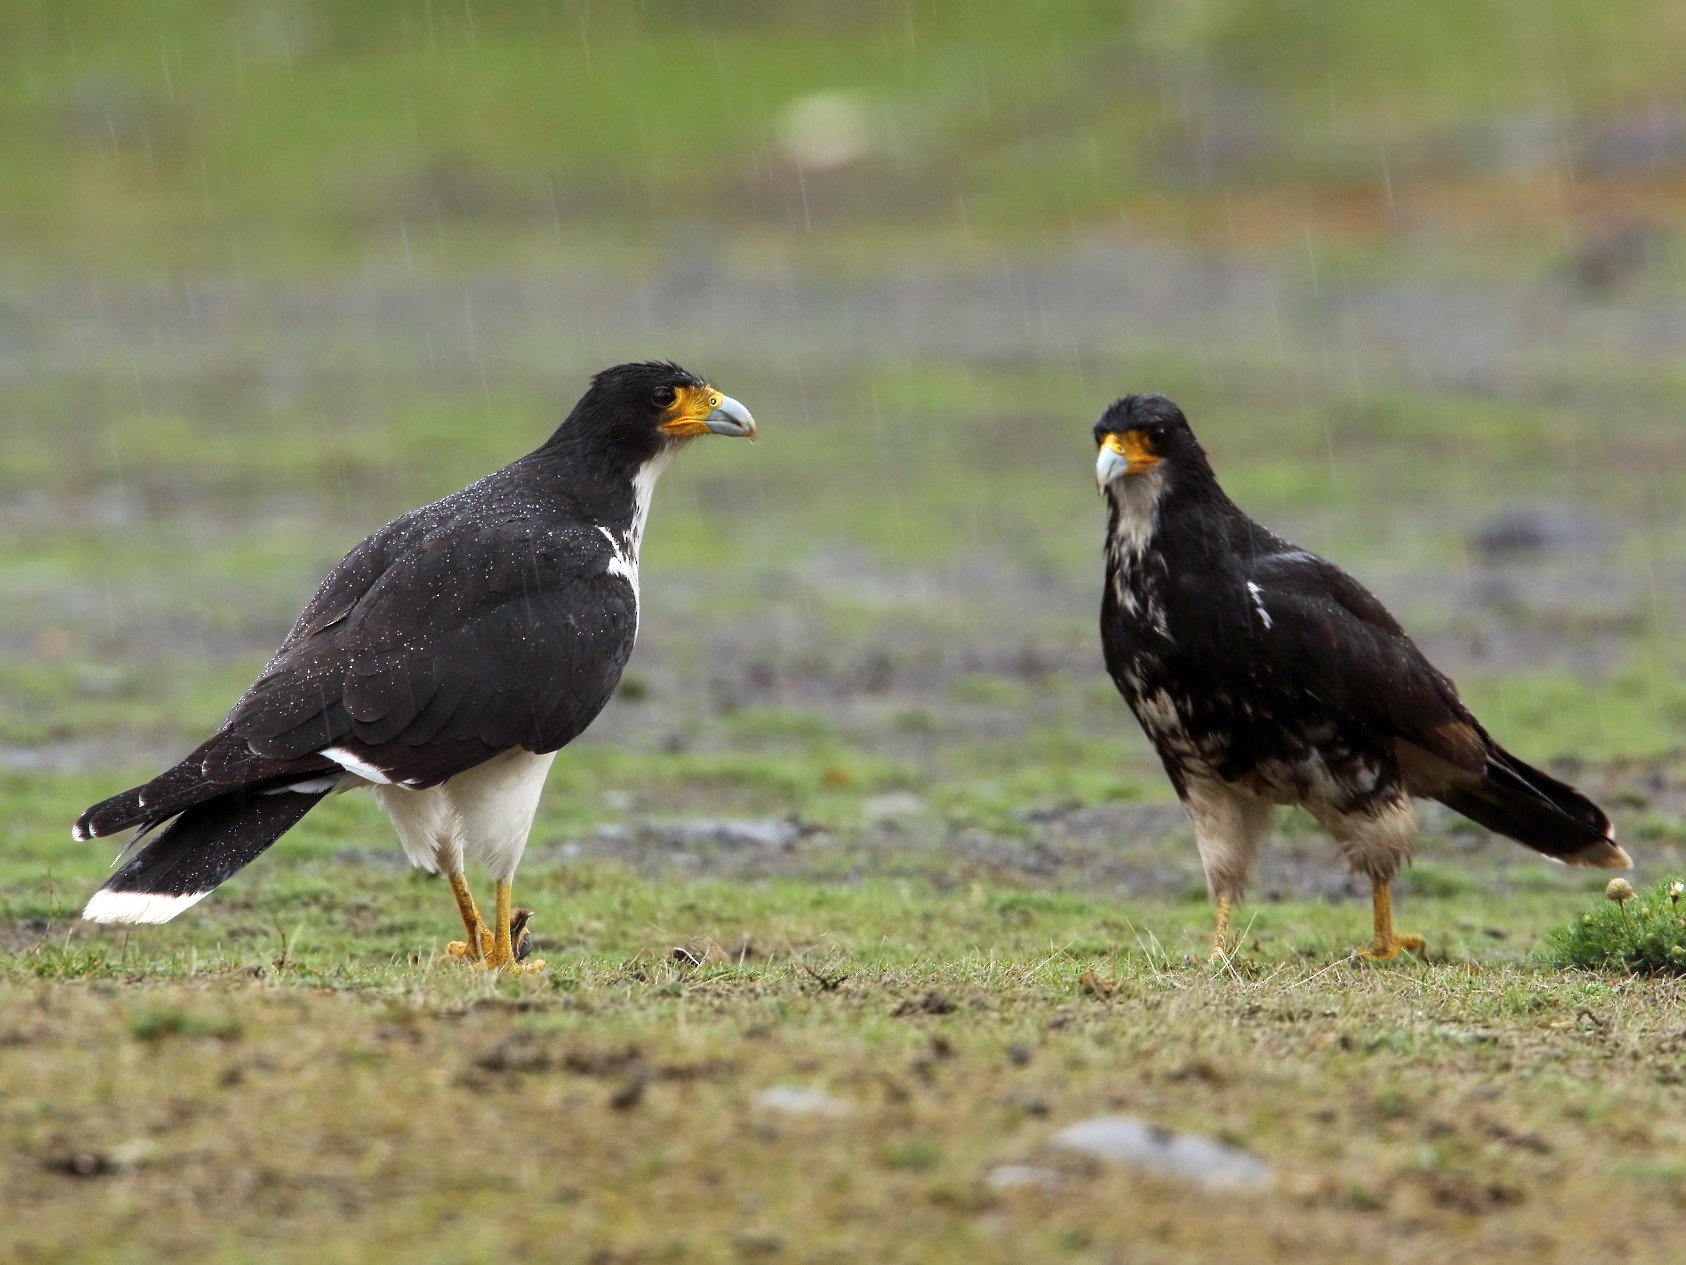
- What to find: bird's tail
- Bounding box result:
[76,740,344,923]
[1437,745,1629,868]
[81,785,331,924]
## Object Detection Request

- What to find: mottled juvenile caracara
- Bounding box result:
[1093,393,1626,959]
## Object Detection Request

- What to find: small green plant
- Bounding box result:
[1545,878,1686,977]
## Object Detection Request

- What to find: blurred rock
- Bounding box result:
[1566,219,1668,294]
[863,792,925,824]
[1576,108,1686,176]
[668,819,801,850]
[1449,111,1566,175]
[778,92,876,171]
[753,1086,853,1118]
[1468,506,1607,559]
[1050,1116,1270,1190]
[238,1,323,66]
[585,818,801,854]
[987,1164,1064,1191]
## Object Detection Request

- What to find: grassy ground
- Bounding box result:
[6,872,1686,1264]
[6,754,1686,1261]
[5,2,1686,1262]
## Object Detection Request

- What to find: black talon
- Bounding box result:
[509,908,534,962]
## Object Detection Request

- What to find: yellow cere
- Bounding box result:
[658,383,723,438]
[1104,429,1160,473]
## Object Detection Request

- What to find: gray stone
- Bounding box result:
[1050,1116,1270,1191]
[1468,506,1606,557]
[863,792,926,823]
[670,819,800,850]
[986,1164,1064,1192]
[752,1086,853,1118]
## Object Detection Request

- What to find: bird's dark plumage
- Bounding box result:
[1093,393,1626,958]
[76,361,756,965]
[98,786,330,910]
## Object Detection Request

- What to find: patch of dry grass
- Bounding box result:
[4,898,1685,1264]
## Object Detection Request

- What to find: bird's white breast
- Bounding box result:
[1107,465,1168,573]
[373,746,557,881]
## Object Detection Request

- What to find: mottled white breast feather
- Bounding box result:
[598,524,637,587]
[1107,465,1168,570]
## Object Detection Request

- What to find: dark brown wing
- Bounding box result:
[1241,549,1483,771]
[215,512,638,789]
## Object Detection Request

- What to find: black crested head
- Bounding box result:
[1091,392,1188,443]
[1092,392,1215,497]
[535,360,756,480]
[590,359,702,406]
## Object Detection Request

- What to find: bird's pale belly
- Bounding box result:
[1126,680,1388,813]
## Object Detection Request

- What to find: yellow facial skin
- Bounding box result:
[1095,428,1160,491]
[1104,430,1160,475]
[658,384,729,438]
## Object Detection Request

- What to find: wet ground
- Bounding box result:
[4,239,1683,907]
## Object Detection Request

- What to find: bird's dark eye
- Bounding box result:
[651,386,677,409]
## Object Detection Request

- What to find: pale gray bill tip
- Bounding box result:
[705,395,756,438]
[1095,443,1128,492]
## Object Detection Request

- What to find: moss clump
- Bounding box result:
[1545,878,1686,977]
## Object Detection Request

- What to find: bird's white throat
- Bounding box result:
[600,448,675,628]
[1106,465,1169,569]
[627,448,674,556]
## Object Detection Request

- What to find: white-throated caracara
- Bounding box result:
[75,362,755,972]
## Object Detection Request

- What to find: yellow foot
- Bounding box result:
[486,956,547,975]
[1357,933,1425,961]
[443,880,546,972]
[443,917,541,970]
[445,923,495,961]
[443,945,547,972]
[442,903,538,967]
[479,939,547,974]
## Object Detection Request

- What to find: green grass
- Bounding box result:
[4,858,1685,1264]
[1547,877,1686,976]
[3,0,1684,271]
[5,4,1686,1261]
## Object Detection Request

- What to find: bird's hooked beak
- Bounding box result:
[1095,430,1157,493]
[660,385,757,441]
[704,394,757,440]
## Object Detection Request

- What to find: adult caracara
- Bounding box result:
[1093,393,1627,959]
[74,362,755,972]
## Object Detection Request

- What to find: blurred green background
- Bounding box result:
[5,6,1686,1262]
[3,0,1686,897]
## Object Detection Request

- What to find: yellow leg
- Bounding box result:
[1211,896,1232,960]
[1358,881,1425,960]
[444,872,493,962]
[481,879,546,974]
